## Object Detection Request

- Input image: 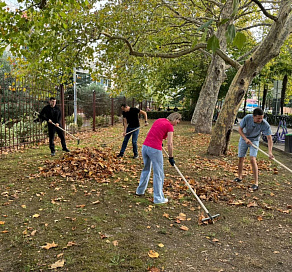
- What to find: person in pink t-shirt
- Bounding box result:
[136,112,182,204]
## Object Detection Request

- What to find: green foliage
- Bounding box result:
[233,32,247,49]
[65,114,83,128]
[90,115,120,127]
[207,35,220,53]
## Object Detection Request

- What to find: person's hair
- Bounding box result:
[50,97,56,101]
[253,108,264,116]
[121,103,127,108]
[167,112,182,122]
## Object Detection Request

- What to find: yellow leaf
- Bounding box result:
[158,243,164,248]
[148,250,159,258]
[50,259,65,269]
[32,214,40,218]
[112,240,118,246]
[0,221,5,225]
[21,205,26,209]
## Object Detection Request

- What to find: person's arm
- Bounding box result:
[266,135,274,159]
[238,126,251,145]
[167,131,175,166]
[167,132,173,157]
[56,108,61,127]
[39,107,47,122]
[139,110,149,126]
[122,117,127,136]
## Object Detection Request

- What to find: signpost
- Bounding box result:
[273,80,282,115]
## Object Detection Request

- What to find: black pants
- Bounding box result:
[48,124,67,152]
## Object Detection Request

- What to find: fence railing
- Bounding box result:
[1,78,154,155]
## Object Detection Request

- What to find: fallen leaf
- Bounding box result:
[57,253,64,258]
[50,259,65,269]
[148,250,159,258]
[163,213,169,218]
[113,240,118,246]
[180,226,189,231]
[0,221,5,225]
[41,241,58,250]
[177,213,186,221]
[247,201,258,208]
[32,214,40,218]
[66,241,77,247]
[158,243,164,248]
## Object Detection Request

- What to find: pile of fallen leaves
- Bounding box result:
[34,147,126,182]
[163,159,275,204]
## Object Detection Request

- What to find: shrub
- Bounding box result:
[65,114,83,128]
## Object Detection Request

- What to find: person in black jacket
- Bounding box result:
[39,97,70,156]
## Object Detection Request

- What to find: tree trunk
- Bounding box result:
[191,0,234,134]
[191,54,227,133]
[280,74,287,115]
[208,2,292,155]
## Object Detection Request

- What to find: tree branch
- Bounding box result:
[251,0,278,21]
[101,31,241,69]
[238,23,272,31]
[102,31,206,57]
[215,49,242,69]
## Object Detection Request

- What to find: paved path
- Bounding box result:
[233,119,292,156]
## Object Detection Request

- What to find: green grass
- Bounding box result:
[0,121,292,271]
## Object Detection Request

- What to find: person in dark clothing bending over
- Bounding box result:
[39,97,70,156]
[117,104,148,158]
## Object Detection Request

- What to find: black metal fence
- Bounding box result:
[0,75,56,154]
[0,75,153,155]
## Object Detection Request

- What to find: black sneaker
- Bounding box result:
[51,152,55,156]
[117,153,123,158]
[133,155,139,159]
[63,148,70,152]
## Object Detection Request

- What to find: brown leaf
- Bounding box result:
[41,241,58,250]
[247,201,258,208]
[180,225,189,231]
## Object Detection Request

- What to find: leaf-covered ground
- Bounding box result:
[0,121,291,272]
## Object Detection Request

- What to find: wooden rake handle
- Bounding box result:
[251,143,292,174]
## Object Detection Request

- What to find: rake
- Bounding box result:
[162,147,220,223]
[251,143,292,174]
[101,125,148,147]
[35,111,80,145]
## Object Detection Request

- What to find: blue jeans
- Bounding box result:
[238,137,259,157]
[136,145,165,204]
[119,127,139,156]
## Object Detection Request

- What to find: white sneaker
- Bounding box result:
[154,198,168,204]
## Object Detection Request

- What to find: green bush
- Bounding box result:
[65,114,83,128]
